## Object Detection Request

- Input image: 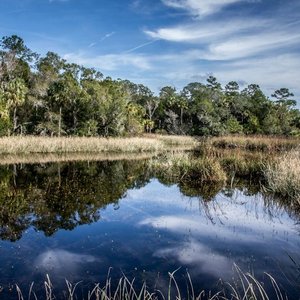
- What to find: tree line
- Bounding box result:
[0,35,299,137]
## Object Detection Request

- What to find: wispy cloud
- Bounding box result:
[145,18,268,43]
[161,0,253,17]
[100,31,116,41]
[88,32,116,48]
[124,39,158,53]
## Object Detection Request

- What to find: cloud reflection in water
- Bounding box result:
[34,249,99,277]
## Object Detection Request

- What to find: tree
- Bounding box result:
[2,78,27,134]
[0,35,38,82]
[271,88,296,135]
[272,88,296,108]
[206,75,221,91]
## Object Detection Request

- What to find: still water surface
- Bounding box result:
[0,159,299,299]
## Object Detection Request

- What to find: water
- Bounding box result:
[0,159,299,299]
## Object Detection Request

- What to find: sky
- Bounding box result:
[0,0,300,101]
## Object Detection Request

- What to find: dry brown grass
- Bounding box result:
[265,149,300,204]
[151,152,227,184]
[0,135,198,155]
[211,135,300,152]
[147,134,198,146]
[0,152,156,165]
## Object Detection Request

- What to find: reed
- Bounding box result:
[0,135,197,155]
[151,152,227,184]
[147,134,198,146]
[0,152,156,166]
[264,149,300,205]
[12,267,286,300]
[211,135,300,152]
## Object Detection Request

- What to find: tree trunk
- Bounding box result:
[180,108,183,126]
[13,107,17,134]
[58,107,62,137]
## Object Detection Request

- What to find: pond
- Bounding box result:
[0,158,299,299]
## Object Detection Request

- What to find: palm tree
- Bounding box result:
[4,78,27,133]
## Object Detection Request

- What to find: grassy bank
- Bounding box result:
[151,152,227,184]
[152,147,300,205]
[0,135,197,155]
[265,149,300,206]
[211,135,299,152]
[0,152,157,165]
[1,135,299,205]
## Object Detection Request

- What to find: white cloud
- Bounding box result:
[161,0,251,17]
[145,18,267,43]
[204,31,300,60]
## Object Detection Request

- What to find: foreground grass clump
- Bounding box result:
[265,149,300,205]
[211,135,300,152]
[12,267,287,300]
[152,152,227,184]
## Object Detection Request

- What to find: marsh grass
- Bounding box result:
[264,149,300,205]
[211,136,300,152]
[151,152,227,184]
[148,134,198,146]
[0,135,197,155]
[12,266,287,300]
[219,151,271,179]
[0,136,164,154]
[0,152,156,166]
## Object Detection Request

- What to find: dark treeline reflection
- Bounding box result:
[0,160,153,241]
[0,159,299,242]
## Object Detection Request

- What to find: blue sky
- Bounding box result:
[0,0,300,101]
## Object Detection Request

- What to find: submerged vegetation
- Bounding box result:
[0,35,300,137]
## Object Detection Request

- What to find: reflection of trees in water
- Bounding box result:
[0,159,299,242]
[157,172,300,226]
[0,160,151,241]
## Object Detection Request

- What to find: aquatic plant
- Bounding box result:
[264,149,300,206]
[12,266,287,300]
[151,152,227,184]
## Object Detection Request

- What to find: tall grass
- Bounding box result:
[211,135,300,152]
[0,152,156,165]
[151,152,227,184]
[147,134,198,146]
[13,267,287,300]
[264,149,300,205]
[0,135,197,155]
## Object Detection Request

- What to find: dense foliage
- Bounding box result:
[0,35,299,137]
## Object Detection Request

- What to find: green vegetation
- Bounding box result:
[1,35,300,137]
[151,143,300,206]
[265,149,300,207]
[151,152,227,184]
